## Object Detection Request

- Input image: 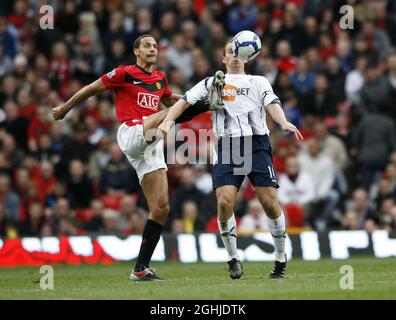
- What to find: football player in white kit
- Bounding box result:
[158,39,303,279]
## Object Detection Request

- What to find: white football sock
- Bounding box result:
[218,214,239,261]
[267,211,287,263]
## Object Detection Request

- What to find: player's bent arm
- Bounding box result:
[266,103,304,141]
[161,93,182,107]
[52,78,107,120]
[157,99,191,136]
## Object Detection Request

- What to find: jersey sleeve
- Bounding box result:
[257,76,281,109]
[182,77,211,105]
[101,66,126,90]
[162,74,172,98]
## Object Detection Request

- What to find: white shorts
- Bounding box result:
[117,123,167,184]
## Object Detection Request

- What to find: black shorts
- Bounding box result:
[212,135,279,190]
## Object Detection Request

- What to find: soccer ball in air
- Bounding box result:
[232,30,262,62]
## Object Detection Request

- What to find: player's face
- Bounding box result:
[134,37,158,65]
[223,42,245,73]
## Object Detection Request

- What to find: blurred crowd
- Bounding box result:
[0,0,396,239]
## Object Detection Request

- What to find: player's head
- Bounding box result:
[223,39,246,74]
[133,34,157,66]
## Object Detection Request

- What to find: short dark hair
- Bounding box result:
[223,38,234,56]
[133,34,155,49]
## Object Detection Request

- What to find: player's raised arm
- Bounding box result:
[266,102,303,141]
[161,93,182,107]
[52,78,106,120]
[157,98,191,137]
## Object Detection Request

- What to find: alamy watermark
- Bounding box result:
[142,125,256,175]
[339,5,354,30]
[339,265,354,290]
[39,265,54,290]
[39,5,54,30]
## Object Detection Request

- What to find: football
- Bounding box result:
[232,30,262,61]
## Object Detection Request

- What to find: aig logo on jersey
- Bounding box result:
[138,92,160,110]
[222,84,250,101]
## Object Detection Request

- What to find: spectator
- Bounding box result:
[345,56,368,105]
[298,138,339,231]
[301,74,337,118]
[278,156,315,215]
[49,41,71,98]
[101,209,119,234]
[344,188,378,232]
[1,134,24,171]
[174,0,199,23]
[88,135,111,180]
[27,106,52,152]
[131,7,152,40]
[353,104,396,189]
[358,64,389,115]
[385,53,396,121]
[84,199,104,232]
[105,38,129,71]
[86,115,106,145]
[78,12,102,56]
[0,174,20,223]
[125,211,146,235]
[99,143,139,195]
[67,159,93,209]
[171,166,205,219]
[166,33,193,80]
[0,14,20,59]
[325,56,346,104]
[280,11,304,55]
[159,10,177,42]
[19,202,45,236]
[275,40,297,73]
[180,200,205,233]
[45,181,71,209]
[290,57,315,96]
[282,91,302,129]
[0,43,13,76]
[239,199,268,235]
[300,16,319,50]
[356,20,392,63]
[34,160,57,202]
[227,0,258,34]
[73,36,104,85]
[117,195,138,232]
[57,122,95,178]
[314,123,349,171]
[194,164,213,195]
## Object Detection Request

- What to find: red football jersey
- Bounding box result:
[101,65,172,124]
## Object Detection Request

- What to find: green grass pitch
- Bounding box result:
[0,257,395,300]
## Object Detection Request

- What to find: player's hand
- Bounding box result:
[52,105,68,120]
[281,122,304,141]
[157,120,174,140]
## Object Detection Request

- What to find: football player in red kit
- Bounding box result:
[52,34,205,281]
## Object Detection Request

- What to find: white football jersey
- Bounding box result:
[183,73,280,137]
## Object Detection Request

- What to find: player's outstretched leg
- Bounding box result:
[130,169,169,282]
[256,187,287,279]
[216,186,243,279]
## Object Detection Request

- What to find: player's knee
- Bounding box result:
[151,201,170,221]
[217,193,234,214]
[261,197,279,218]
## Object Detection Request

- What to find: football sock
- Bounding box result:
[134,219,163,272]
[267,211,287,263]
[218,214,239,261]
